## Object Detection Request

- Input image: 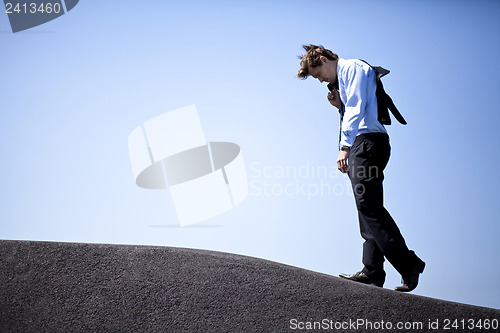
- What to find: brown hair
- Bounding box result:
[297,44,338,79]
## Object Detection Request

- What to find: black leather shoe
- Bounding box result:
[339,271,384,287]
[394,261,425,292]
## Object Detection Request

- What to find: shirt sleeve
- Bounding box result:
[339,63,369,148]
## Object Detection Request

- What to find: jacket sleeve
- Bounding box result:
[339,63,369,148]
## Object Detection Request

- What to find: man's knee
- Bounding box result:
[353,183,366,196]
[354,190,385,213]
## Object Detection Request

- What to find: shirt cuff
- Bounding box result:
[339,133,355,149]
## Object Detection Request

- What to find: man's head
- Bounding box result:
[297,44,338,83]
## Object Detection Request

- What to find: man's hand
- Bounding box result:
[327,87,342,110]
[337,150,349,173]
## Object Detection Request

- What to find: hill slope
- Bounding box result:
[1,240,498,332]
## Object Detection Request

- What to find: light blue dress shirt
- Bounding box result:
[337,58,387,148]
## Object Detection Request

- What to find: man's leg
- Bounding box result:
[347,134,387,285]
[359,214,386,285]
[349,133,422,278]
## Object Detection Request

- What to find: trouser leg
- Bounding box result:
[348,134,419,277]
[359,212,386,284]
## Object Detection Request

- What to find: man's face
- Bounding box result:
[308,56,336,83]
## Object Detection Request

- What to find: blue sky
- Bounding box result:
[1,0,499,309]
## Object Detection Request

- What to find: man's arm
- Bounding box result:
[327,87,342,110]
[339,62,369,148]
[337,62,369,173]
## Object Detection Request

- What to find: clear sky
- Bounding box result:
[1,0,499,309]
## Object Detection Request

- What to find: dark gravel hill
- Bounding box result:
[1,240,498,332]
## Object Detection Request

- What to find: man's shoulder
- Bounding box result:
[339,58,370,69]
[338,58,371,77]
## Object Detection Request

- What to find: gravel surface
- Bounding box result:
[1,240,498,332]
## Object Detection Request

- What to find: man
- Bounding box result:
[297,44,425,292]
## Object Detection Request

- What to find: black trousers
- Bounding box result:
[348,133,422,284]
